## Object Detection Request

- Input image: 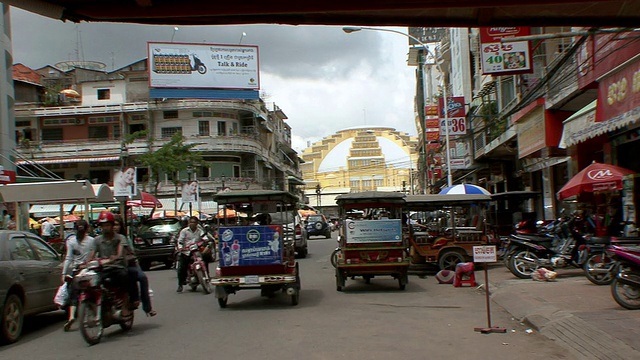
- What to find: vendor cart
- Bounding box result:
[334,191,409,291]
[211,190,301,308]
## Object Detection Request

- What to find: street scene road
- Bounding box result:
[2,234,576,360]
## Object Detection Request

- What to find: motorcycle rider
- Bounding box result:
[113,216,157,317]
[88,211,132,318]
[61,219,96,331]
[176,216,204,292]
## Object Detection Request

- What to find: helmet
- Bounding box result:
[97,211,115,224]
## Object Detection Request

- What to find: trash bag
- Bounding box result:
[531,268,557,281]
[54,283,69,307]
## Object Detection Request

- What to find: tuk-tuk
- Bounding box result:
[211,190,301,308]
[405,194,495,270]
[334,191,409,291]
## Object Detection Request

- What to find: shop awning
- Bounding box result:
[559,100,597,148]
[0,180,98,203]
[29,204,75,217]
[287,175,305,185]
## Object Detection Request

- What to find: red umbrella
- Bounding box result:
[126,192,163,208]
[557,162,635,200]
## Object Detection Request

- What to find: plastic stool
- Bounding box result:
[453,262,476,287]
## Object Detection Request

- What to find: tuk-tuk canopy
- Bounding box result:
[212,190,299,206]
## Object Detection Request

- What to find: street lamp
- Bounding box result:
[171,26,179,42]
[221,174,226,190]
[342,26,453,189]
[187,165,193,216]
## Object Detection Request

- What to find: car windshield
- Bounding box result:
[147,222,180,233]
[307,215,324,222]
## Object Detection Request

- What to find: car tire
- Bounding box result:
[298,246,308,258]
[1,294,24,344]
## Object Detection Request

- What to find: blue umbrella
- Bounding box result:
[438,184,491,195]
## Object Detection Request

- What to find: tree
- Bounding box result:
[136,132,202,195]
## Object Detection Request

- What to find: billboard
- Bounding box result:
[438,96,467,136]
[479,27,532,76]
[218,225,283,266]
[113,167,137,197]
[182,180,199,204]
[148,42,260,89]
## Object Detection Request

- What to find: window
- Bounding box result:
[217,121,226,136]
[8,236,36,260]
[42,127,63,142]
[198,121,210,136]
[193,111,213,117]
[163,110,179,119]
[161,127,182,138]
[113,124,120,138]
[27,237,58,261]
[89,126,109,140]
[97,89,110,100]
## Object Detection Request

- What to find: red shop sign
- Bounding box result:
[596,60,640,122]
[0,169,16,184]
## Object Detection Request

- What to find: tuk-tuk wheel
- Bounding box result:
[398,274,408,290]
[364,276,372,284]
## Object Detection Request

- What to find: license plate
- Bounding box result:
[245,275,259,284]
[152,238,164,245]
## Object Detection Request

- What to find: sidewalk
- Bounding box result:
[487,265,640,360]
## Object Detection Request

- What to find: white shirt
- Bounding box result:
[42,221,54,236]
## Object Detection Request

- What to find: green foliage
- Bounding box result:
[136,132,202,194]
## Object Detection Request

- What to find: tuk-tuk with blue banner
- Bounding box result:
[334,191,409,291]
[211,190,301,308]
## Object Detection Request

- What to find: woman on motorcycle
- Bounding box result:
[113,217,157,317]
[61,219,96,331]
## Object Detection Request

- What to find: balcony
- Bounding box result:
[15,102,149,117]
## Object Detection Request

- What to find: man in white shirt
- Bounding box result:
[41,219,55,241]
[176,216,204,292]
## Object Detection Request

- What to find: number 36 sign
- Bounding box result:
[439,117,467,136]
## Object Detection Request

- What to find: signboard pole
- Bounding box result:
[472,245,506,334]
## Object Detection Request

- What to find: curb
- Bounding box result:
[491,282,640,360]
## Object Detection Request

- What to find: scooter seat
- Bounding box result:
[511,233,553,243]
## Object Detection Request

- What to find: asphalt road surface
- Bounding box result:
[1,233,575,359]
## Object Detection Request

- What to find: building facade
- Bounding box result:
[13,58,304,203]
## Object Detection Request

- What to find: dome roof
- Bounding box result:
[317,136,414,173]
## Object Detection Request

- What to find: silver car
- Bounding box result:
[269,212,308,258]
[0,230,62,344]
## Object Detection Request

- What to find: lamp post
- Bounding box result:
[221,174,226,190]
[171,26,179,42]
[187,165,193,217]
[342,26,453,190]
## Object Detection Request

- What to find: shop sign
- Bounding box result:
[473,246,497,263]
[578,30,639,89]
[0,169,16,184]
[426,130,440,141]
[517,107,546,158]
[479,27,532,76]
[425,105,439,117]
[409,27,447,45]
[596,60,640,124]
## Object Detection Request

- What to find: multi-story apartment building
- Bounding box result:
[412,26,638,227]
[12,59,304,202]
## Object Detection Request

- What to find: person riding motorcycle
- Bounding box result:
[61,219,96,331]
[88,211,133,318]
[176,216,205,292]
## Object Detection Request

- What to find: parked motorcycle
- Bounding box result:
[607,244,640,309]
[578,236,616,285]
[179,238,213,294]
[74,260,134,345]
[507,214,588,279]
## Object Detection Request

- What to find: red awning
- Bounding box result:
[557,162,635,200]
[127,192,163,208]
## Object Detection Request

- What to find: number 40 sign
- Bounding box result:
[473,246,497,263]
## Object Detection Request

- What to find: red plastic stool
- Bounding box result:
[453,262,476,287]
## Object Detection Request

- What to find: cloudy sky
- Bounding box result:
[10,7,417,152]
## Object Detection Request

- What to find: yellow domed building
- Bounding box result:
[300,126,418,215]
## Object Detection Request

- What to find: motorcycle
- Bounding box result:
[178,238,213,294]
[74,260,134,345]
[507,214,589,279]
[607,244,640,310]
[578,236,616,285]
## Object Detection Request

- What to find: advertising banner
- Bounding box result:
[113,167,137,197]
[181,181,199,204]
[148,42,260,89]
[577,30,640,89]
[344,219,402,244]
[408,27,447,45]
[438,96,467,136]
[218,225,283,266]
[480,27,532,76]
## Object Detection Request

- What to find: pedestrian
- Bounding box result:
[61,219,96,331]
[41,218,54,241]
[6,214,16,230]
[1,210,9,229]
[113,216,157,317]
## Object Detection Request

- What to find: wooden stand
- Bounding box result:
[474,262,506,334]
